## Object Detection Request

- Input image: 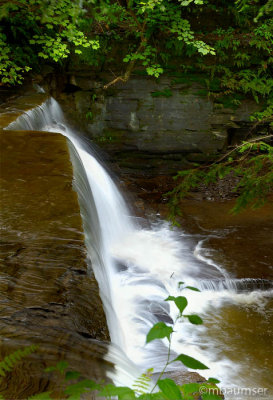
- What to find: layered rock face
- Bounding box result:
[58,73,261,175]
[0,96,110,398]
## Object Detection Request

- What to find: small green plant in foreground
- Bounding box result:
[0,345,38,380]
[0,284,223,399]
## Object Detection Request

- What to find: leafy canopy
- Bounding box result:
[0,0,214,85]
[0,0,99,84]
[1,0,272,124]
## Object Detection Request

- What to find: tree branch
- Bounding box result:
[213,134,273,166]
[103,43,145,89]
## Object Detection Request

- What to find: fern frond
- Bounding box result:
[132,369,153,395]
[0,345,38,380]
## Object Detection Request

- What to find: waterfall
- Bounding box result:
[198,278,273,292]
[7,97,273,392]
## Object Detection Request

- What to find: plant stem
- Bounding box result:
[150,316,179,393]
[150,338,172,394]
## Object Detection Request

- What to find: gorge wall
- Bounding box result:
[55,70,264,176]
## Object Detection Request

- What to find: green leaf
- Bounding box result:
[186,315,203,325]
[207,377,220,384]
[65,379,99,400]
[157,379,182,400]
[55,360,68,373]
[172,354,209,370]
[98,384,136,399]
[202,393,223,400]
[185,286,200,292]
[146,322,173,343]
[180,382,200,395]
[0,345,38,379]
[138,394,165,400]
[165,296,188,315]
[65,371,81,381]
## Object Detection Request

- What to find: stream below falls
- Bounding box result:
[5,97,273,399]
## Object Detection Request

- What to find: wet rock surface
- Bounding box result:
[0,129,110,398]
[0,93,48,129]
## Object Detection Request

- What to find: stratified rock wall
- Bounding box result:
[58,73,262,175]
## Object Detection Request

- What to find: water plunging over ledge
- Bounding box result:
[7,98,273,397]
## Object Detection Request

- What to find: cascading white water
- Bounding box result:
[7,98,273,396]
